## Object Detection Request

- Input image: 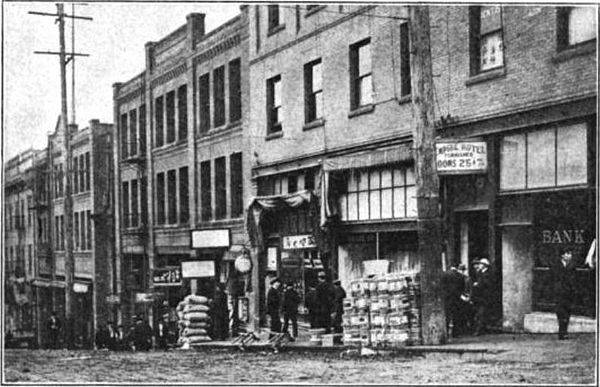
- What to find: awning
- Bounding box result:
[323,144,413,172]
[245,190,318,247]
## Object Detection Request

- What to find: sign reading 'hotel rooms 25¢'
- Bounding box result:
[435,141,488,174]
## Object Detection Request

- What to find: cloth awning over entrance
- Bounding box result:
[245,190,317,247]
[323,144,413,172]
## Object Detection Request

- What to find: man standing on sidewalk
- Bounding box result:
[472,258,492,336]
[551,247,577,340]
[267,278,282,338]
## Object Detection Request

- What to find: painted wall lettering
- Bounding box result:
[541,229,585,244]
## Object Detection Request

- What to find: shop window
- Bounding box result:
[500,123,588,191]
[200,160,212,221]
[139,105,146,156]
[304,59,323,123]
[131,179,139,227]
[155,95,164,147]
[198,73,210,133]
[350,38,373,110]
[166,90,176,144]
[167,170,177,224]
[230,153,243,218]
[338,166,417,221]
[400,22,411,97]
[178,84,188,141]
[179,167,189,224]
[557,7,597,49]
[156,172,165,225]
[267,75,282,134]
[120,113,128,158]
[129,109,137,156]
[215,157,227,220]
[229,58,242,123]
[213,66,226,128]
[469,6,503,75]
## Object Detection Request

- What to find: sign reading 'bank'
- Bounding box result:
[435,141,488,174]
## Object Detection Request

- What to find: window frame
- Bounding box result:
[267,74,283,134]
[469,6,505,75]
[349,38,373,110]
[230,152,243,218]
[156,172,166,225]
[154,95,164,147]
[213,66,226,128]
[215,156,227,220]
[399,22,411,97]
[229,58,242,123]
[129,108,138,156]
[167,169,177,224]
[178,84,188,142]
[120,113,128,159]
[198,73,211,133]
[304,58,323,124]
[557,7,598,51]
[268,5,281,32]
[179,167,189,224]
[166,90,176,144]
[200,160,212,221]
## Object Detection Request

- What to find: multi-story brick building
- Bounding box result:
[39,119,114,348]
[245,4,596,333]
[113,7,251,332]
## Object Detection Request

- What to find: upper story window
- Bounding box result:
[268,5,281,32]
[557,7,597,50]
[500,123,588,191]
[155,95,164,147]
[350,38,373,110]
[337,166,417,222]
[267,75,282,134]
[469,6,504,74]
[120,112,128,158]
[229,58,242,123]
[200,160,212,221]
[230,153,243,218]
[213,66,226,128]
[215,157,227,220]
[199,73,210,133]
[179,167,189,224]
[156,172,165,225]
[166,90,176,144]
[129,109,138,156]
[400,23,411,97]
[139,104,146,156]
[178,85,188,141]
[304,59,323,123]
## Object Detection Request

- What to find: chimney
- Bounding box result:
[145,42,156,73]
[187,13,206,50]
[68,123,78,135]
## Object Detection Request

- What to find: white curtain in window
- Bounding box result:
[556,123,587,185]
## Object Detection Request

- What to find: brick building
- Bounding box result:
[113,8,251,332]
[245,4,596,333]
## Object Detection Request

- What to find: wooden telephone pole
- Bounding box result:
[30,3,91,349]
[409,5,446,345]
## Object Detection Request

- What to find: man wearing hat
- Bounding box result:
[266,277,282,338]
[472,258,492,336]
[551,247,577,340]
[315,271,334,333]
[441,264,467,337]
[331,280,347,334]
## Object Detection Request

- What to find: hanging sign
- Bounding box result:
[435,141,487,174]
[181,260,215,278]
[234,254,252,274]
[282,234,317,250]
[153,267,182,286]
[191,229,230,249]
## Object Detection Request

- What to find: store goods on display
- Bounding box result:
[177,294,212,347]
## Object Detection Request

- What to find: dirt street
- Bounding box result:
[3,333,596,384]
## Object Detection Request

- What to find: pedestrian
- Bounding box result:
[95,323,110,350]
[266,277,282,338]
[131,317,152,351]
[282,282,300,340]
[46,311,62,349]
[551,247,577,340]
[154,318,169,350]
[471,258,493,336]
[457,264,475,334]
[305,286,318,328]
[441,264,467,337]
[315,271,334,333]
[331,280,347,334]
[211,283,229,341]
[116,324,127,351]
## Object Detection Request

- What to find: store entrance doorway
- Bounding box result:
[456,211,489,278]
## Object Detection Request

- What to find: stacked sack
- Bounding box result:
[342,271,422,348]
[177,294,211,348]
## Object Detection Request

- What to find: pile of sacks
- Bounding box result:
[176,294,211,348]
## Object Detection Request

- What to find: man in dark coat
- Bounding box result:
[266,278,282,338]
[472,258,493,336]
[46,312,62,349]
[551,248,577,340]
[211,283,229,341]
[305,287,318,328]
[441,264,467,337]
[282,282,301,340]
[154,318,169,350]
[331,280,347,334]
[315,271,334,333]
[131,317,152,351]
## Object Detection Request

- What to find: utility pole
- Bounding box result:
[409,5,446,345]
[30,3,91,349]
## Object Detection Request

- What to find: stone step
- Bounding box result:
[524,312,596,333]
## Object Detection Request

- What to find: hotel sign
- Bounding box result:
[435,141,487,174]
[282,234,317,250]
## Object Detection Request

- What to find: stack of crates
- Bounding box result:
[343,271,422,348]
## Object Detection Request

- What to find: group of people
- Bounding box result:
[442,257,494,337]
[95,317,162,351]
[266,271,346,340]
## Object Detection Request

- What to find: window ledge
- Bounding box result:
[267,24,285,37]
[266,130,283,141]
[305,5,326,17]
[152,140,187,156]
[348,104,375,119]
[553,40,596,63]
[397,95,412,105]
[465,67,506,86]
[303,118,325,131]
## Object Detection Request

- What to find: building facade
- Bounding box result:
[113,8,251,332]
